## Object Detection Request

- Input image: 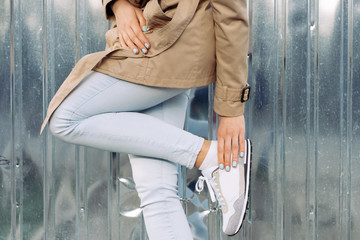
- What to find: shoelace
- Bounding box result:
[195,176,225,207]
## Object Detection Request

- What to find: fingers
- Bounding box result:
[217,115,246,172]
[130,11,150,52]
[239,133,246,162]
[224,137,232,172]
[217,139,225,170]
[112,1,150,54]
[118,23,150,54]
[231,136,239,168]
[218,137,238,172]
[136,8,147,33]
[121,27,146,54]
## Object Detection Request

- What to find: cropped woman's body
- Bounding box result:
[43,0,251,239]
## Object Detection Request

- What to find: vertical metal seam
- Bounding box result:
[75,0,80,62]
[283,0,287,238]
[74,1,84,239]
[346,0,353,238]
[45,0,56,238]
[74,1,88,239]
[307,0,320,238]
[305,0,312,239]
[9,0,16,238]
[10,0,24,238]
[313,0,319,238]
[208,82,220,239]
[273,0,279,239]
[41,0,48,238]
[244,3,254,238]
[273,0,287,238]
[116,153,121,240]
[246,0,253,228]
[206,84,214,239]
[75,146,81,240]
[81,1,89,238]
[74,0,80,238]
[280,0,287,239]
[16,0,24,235]
[108,152,113,240]
[339,0,346,239]
[83,148,89,239]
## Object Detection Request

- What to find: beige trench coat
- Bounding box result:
[40,0,249,133]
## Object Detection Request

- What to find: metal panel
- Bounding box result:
[283,1,309,239]
[350,1,360,239]
[317,1,342,237]
[0,0,12,239]
[44,0,77,238]
[247,0,358,240]
[1,0,359,239]
[247,0,279,238]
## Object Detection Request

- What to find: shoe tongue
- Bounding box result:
[201,166,218,179]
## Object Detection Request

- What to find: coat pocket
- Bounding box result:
[106,0,200,58]
[143,0,173,30]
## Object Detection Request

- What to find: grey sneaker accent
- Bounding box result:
[224,194,245,235]
[195,139,252,236]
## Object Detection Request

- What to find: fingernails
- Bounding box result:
[240,152,244,158]
[232,161,237,167]
[141,48,147,54]
[226,166,230,172]
[133,48,138,54]
[145,43,149,49]
[219,164,224,170]
[142,26,148,32]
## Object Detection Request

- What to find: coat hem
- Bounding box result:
[93,67,216,89]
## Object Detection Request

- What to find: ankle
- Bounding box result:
[197,141,218,171]
[194,140,212,168]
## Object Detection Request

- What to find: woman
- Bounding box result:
[41,0,251,238]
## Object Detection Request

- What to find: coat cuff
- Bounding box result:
[213,83,247,116]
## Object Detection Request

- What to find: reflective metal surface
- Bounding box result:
[1,0,359,239]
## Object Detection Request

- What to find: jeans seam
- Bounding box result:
[70,122,200,167]
[68,79,120,121]
[160,161,177,240]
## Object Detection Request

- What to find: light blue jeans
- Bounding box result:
[49,71,204,239]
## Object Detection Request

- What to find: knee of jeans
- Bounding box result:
[48,108,77,139]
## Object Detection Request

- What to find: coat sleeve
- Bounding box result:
[102,0,148,20]
[210,0,249,117]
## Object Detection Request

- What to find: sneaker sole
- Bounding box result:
[227,139,252,236]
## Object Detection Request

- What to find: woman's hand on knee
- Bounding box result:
[111,0,150,54]
[217,115,246,171]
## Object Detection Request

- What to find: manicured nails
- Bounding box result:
[219,163,224,170]
[240,152,244,158]
[142,25,148,32]
[133,48,138,54]
[141,48,147,54]
[232,161,237,167]
[226,166,230,172]
[145,43,149,49]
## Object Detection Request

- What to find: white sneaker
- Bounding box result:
[195,139,252,235]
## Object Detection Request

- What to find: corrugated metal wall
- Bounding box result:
[0,0,359,239]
